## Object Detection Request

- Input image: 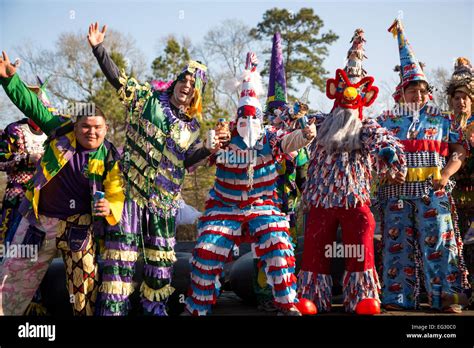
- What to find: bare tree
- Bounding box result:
[426,67,450,111]
[196,19,258,112]
[15,29,147,104]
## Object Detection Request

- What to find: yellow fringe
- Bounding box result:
[140,282,175,302]
[99,281,135,296]
[103,249,139,262]
[257,267,268,288]
[144,249,177,262]
[406,167,441,182]
[118,69,152,108]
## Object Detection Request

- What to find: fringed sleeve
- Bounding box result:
[361,118,406,177]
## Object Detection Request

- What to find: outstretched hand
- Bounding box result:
[0,51,19,79]
[87,22,107,47]
[302,119,316,140]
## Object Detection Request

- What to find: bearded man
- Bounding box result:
[298,29,406,314]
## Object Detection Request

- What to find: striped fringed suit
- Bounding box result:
[185,130,298,315]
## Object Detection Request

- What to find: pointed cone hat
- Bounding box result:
[266,32,287,112]
[388,18,428,101]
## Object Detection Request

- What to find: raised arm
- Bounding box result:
[88,22,151,110]
[88,22,121,90]
[0,51,65,135]
[280,121,316,154]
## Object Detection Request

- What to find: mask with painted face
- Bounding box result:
[237,116,262,148]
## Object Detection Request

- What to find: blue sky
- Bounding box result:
[0,0,473,126]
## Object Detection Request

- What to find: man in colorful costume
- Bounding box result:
[377,19,469,312]
[298,29,406,314]
[446,57,474,306]
[254,32,311,311]
[88,22,221,316]
[184,52,316,316]
[0,51,124,316]
[0,78,51,315]
[0,79,51,246]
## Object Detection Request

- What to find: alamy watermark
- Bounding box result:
[324,242,365,262]
[18,322,55,341]
[216,148,258,165]
[55,101,96,119]
[386,103,440,118]
[0,243,38,262]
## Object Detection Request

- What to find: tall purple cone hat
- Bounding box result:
[388,18,429,102]
[266,32,287,113]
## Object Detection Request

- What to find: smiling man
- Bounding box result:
[0,51,125,316]
[87,22,227,316]
[377,20,469,313]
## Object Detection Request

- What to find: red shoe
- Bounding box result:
[294,298,318,315]
[355,298,381,315]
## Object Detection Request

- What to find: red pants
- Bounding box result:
[301,205,376,273]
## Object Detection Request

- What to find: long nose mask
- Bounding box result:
[237,117,262,148]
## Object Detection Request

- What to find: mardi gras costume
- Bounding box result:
[0,73,124,316]
[298,29,406,314]
[446,57,474,295]
[377,19,469,310]
[0,120,45,245]
[184,52,314,316]
[92,43,211,316]
[253,33,311,310]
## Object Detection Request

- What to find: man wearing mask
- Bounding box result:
[298,29,406,314]
[0,78,51,315]
[184,52,316,316]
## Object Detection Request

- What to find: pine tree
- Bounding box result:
[250,7,338,93]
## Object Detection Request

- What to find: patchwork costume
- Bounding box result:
[92,43,211,316]
[0,119,46,246]
[185,53,314,316]
[298,29,406,313]
[0,74,124,316]
[377,19,469,310]
[0,119,47,315]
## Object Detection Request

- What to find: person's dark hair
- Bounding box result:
[404,80,431,92]
[75,104,106,121]
[166,71,193,96]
